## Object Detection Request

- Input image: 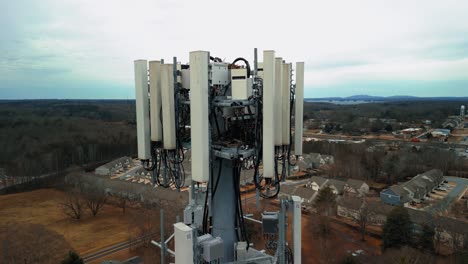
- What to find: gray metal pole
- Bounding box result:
[192,228,198,264]
[172,56,180,192]
[256,189,260,210]
[160,208,166,264]
[278,199,286,264]
[254,48,258,76]
[212,159,237,262]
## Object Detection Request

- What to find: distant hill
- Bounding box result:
[306,95,468,102]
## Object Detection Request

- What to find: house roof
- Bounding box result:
[327,179,346,192]
[384,169,443,202]
[293,187,317,201]
[97,156,132,170]
[406,208,468,235]
[280,184,299,195]
[367,201,393,215]
[310,176,328,187]
[421,169,443,181]
[337,196,363,211]
[388,185,411,203]
[346,179,366,190]
[302,153,334,166]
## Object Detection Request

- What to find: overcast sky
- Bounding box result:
[1,0,468,99]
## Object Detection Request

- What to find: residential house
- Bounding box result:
[306,176,329,191]
[344,179,369,197]
[297,153,335,170]
[337,199,468,249]
[380,169,444,206]
[336,196,363,220]
[327,179,346,195]
[380,185,412,206]
[278,184,300,200]
[278,183,317,207]
[366,201,393,225]
[292,187,318,206]
[336,197,393,226]
[407,208,468,249]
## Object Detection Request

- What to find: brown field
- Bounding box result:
[244,198,383,264]
[1,188,459,263]
[0,188,143,262]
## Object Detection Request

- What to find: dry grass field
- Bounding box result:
[0,189,142,259]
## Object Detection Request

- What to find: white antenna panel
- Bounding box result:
[274,58,283,146]
[294,62,304,156]
[149,61,163,142]
[161,64,176,150]
[190,51,210,182]
[134,60,151,160]
[262,51,275,178]
[282,63,292,145]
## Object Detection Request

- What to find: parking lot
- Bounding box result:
[427,176,468,213]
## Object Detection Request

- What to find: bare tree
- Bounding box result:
[354,202,374,241]
[84,187,107,217]
[117,194,129,215]
[61,188,83,220]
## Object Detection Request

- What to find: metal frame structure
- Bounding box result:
[134,49,305,263]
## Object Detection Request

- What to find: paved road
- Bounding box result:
[428,176,468,213]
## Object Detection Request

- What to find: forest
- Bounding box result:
[303,100,467,134]
[0,100,137,178]
[1,99,466,182]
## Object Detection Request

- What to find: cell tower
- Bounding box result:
[134,49,304,263]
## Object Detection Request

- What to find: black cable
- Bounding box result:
[212,159,223,197]
[233,162,246,243]
[231,58,251,78]
[233,163,241,242]
[235,163,250,249]
[210,56,222,62]
[223,82,231,96]
[288,89,297,166]
[212,111,221,138]
[155,151,162,186]
[203,173,210,233]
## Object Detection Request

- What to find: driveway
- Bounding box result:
[427,176,468,213]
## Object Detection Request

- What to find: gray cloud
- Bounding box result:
[1,0,468,99]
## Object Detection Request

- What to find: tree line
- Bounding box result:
[304,141,467,184]
[0,100,137,181]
